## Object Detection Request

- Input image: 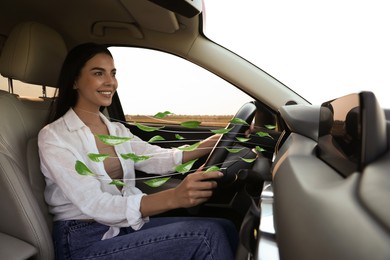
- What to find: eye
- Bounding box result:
[94,71,103,76]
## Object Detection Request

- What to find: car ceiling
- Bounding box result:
[0,0,199,55]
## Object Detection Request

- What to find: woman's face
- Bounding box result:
[74,53,117,111]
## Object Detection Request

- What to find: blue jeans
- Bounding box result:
[52,217,238,259]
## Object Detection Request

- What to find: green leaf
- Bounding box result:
[175,159,198,174]
[255,146,266,153]
[109,179,126,187]
[135,123,164,132]
[204,165,221,174]
[265,124,276,130]
[75,160,96,176]
[154,111,173,118]
[236,137,251,142]
[96,134,132,146]
[210,127,233,134]
[175,134,185,140]
[230,118,249,125]
[256,131,274,139]
[177,142,201,152]
[144,177,171,187]
[225,147,245,153]
[87,153,110,162]
[120,153,151,162]
[180,121,201,128]
[148,135,165,142]
[240,157,257,163]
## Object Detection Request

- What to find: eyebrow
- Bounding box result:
[90,67,116,73]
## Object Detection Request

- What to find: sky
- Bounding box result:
[110,47,253,115]
[202,0,390,108]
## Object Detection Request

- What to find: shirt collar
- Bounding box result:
[63,108,110,132]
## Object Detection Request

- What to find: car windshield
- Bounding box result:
[203,0,390,108]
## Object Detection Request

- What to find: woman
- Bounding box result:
[38,42,238,259]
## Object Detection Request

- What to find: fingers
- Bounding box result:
[182,187,215,207]
[193,167,223,179]
[245,122,254,137]
[186,172,219,189]
[174,170,222,208]
[188,189,214,200]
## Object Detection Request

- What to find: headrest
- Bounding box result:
[0,22,67,87]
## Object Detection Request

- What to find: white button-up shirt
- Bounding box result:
[38,108,183,239]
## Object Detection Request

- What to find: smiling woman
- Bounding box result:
[37,42,240,260]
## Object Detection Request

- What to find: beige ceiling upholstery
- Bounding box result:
[0,0,198,53]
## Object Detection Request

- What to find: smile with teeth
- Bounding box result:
[98,91,112,96]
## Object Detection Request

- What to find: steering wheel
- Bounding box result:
[204,101,257,185]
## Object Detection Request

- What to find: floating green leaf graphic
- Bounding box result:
[148,135,165,143]
[204,165,221,174]
[176,159,198,174]
[75,160,96,176]
[175,134,185,140]
[144,177,171,187]
[109,179,126,187]
[225,147,245,153]
[210,127,233,134]
[241,157,257,163]
[154,111,173,118]
[120,153,151,162]
[265,124,276,130]
[87,153,110,162]
[236,137,251,142]
[255,146,266,153]
[230,118,249,125]
[135,123,164,132]
[177,142,201,152]
[96,134,132,146]
[256,131,274,139]
[180,121,201,128]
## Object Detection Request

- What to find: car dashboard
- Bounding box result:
[256,91,390,260]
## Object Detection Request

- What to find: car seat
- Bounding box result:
[0,21,67,260]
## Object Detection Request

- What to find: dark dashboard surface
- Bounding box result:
[271,92,390,260]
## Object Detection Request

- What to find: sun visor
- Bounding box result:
[120,0,179,33]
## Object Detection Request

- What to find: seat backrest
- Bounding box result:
[0,21,67,260]
[0,21,66,87]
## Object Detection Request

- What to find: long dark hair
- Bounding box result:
[49,42,113,123]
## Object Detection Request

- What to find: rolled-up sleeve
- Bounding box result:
[125,193,147,229]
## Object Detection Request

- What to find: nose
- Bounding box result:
[105,74,117,87]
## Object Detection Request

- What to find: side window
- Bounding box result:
[0,76,9,92]
[0,75,56,97]
[109,47,252,127]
